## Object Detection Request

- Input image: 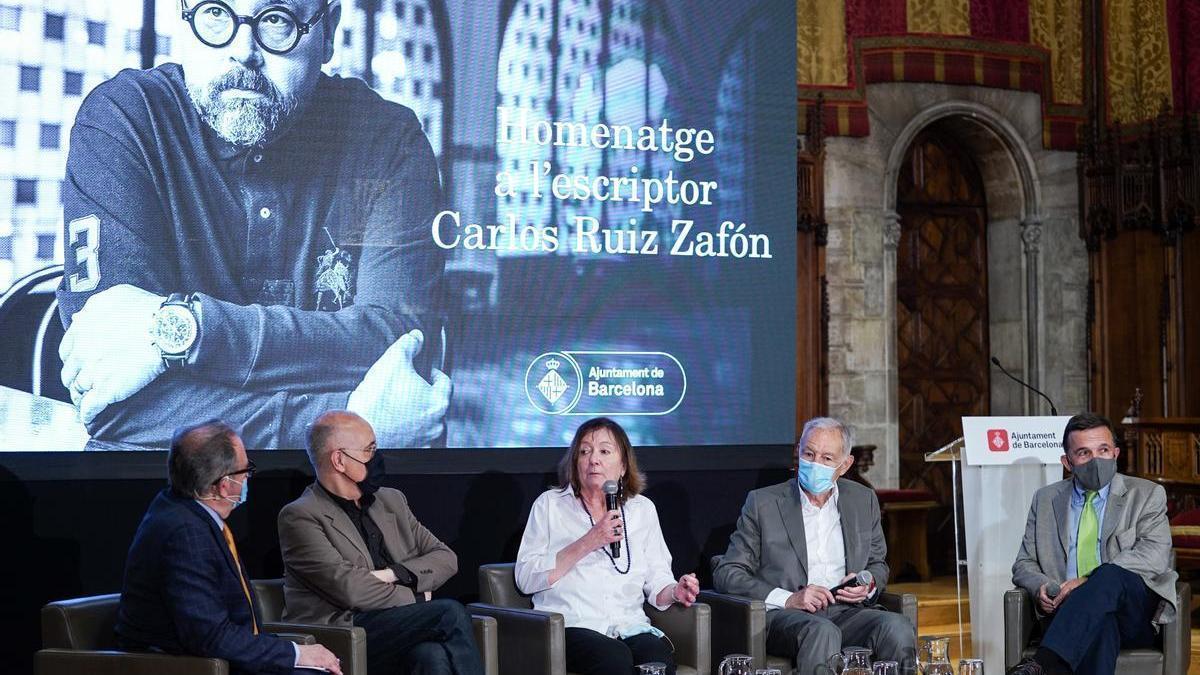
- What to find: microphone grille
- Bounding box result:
[859,570,873,585]
[602,480,619,495]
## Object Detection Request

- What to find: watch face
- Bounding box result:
[153,304,198,355]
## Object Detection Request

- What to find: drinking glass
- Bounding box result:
[957,658,984,675]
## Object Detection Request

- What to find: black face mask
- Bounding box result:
[344,452,386,497]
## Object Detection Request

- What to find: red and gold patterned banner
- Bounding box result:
[797,0,1086,148]
[1105,0,1173,124]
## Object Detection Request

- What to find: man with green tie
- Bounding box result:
[1007,413,1178,675]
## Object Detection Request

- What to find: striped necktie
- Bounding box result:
[1077,490,1100,578]
[221,524,259,635]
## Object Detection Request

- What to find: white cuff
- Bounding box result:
[292,642,301,666]
[765,587,793,610]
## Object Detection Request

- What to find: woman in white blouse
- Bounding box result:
[515,417,700,675]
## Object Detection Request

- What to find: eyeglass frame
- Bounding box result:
[179,0,333,55]
[338,443,378,464]
[217,458,257,484]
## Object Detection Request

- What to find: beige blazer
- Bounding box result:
[278,482,458,625]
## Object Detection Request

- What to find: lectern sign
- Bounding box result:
[961,416,1071,466]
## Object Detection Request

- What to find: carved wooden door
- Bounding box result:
[896,131,990,516]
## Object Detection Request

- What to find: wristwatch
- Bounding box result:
[151,293,200,367]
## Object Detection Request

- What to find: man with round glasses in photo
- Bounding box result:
[56,0,449,450]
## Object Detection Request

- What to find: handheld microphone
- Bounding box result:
[1046,581,1061,599]
[829,570,873,595]
[991,357,1059,416]
[603,480,621,558]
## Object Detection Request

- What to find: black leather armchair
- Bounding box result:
[1003,581,1191,674]
[35,592,313,675]
[696,589,918,674]
[468,562,711,675]
[251,578,500,675]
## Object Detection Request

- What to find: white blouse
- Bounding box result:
[515,487,677,635]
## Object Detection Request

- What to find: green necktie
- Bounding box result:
[1077,490,1100,577]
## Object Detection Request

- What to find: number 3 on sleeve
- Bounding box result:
[67,214,100,293]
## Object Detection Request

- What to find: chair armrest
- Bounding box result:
[647,602,711,675]
[1004,588,1036,670]
[468,603,565,675]
[877,592,918,633]
[696,591,767,670]
[271,632,316,645]
[262,623,367,675]
[472,614,499,675]
[35,648,229,675]
[1164,581,1192,675]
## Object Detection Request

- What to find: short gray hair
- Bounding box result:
[796,416,853,460]
[168,420,239,498]
[306,410,363,471]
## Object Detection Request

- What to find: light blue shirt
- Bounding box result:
[1066,480,1110,579]
[194,499,300,666]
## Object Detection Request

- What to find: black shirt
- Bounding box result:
[58,63,445,448]
[324,487,420,592]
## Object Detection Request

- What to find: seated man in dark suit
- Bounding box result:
[116,420,342,674]
[713,417,915,674]
[1008,413,1178,675]
[278,410,482,674]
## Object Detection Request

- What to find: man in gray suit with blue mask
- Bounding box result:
[1007,413,1177,675]
[714,417,915,674]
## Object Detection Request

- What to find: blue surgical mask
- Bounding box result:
[797,458,837,495]
[224,475,249,508]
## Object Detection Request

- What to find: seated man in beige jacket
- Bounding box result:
[279,410,482,675]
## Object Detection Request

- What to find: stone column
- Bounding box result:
[1020,217,1043,413]
[882,211,901,486]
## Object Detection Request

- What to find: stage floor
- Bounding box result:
[892,576,1200,672]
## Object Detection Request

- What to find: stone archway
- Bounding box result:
[819,82,1086,491]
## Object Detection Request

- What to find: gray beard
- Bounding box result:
[188,74,298,147]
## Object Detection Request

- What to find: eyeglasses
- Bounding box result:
[181,0,331,55]
[339,443,377,463]
[219,459,257,482]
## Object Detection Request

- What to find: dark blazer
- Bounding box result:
[278,483,458,625]
[116,489,295,674]
[712,479,890,601]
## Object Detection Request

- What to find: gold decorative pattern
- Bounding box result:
[1105,0,1173,123]
[907,0,970,36]
[797,0,848,85]
[1029,0,1083,104]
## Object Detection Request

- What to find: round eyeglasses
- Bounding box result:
[181,0,331,55]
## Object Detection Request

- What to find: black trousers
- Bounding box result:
[353,599,484,675]
[564,627,676,675]
[1040,563,1160,675]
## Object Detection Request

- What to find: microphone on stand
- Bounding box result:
[603,480,621,558]
[991,357,1059,415]
[829,570,873,595]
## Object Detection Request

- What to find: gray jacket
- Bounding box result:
[1011,473,1177,624]
[713,479,889,601]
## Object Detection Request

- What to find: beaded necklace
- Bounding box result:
[582,496,632,575]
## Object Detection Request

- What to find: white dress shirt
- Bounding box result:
[515,488,677,635]
[764,484,849,609]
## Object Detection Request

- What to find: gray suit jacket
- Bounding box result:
[712,479,889,602]
[278,483,458,626]
[1011,473,1177,624]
